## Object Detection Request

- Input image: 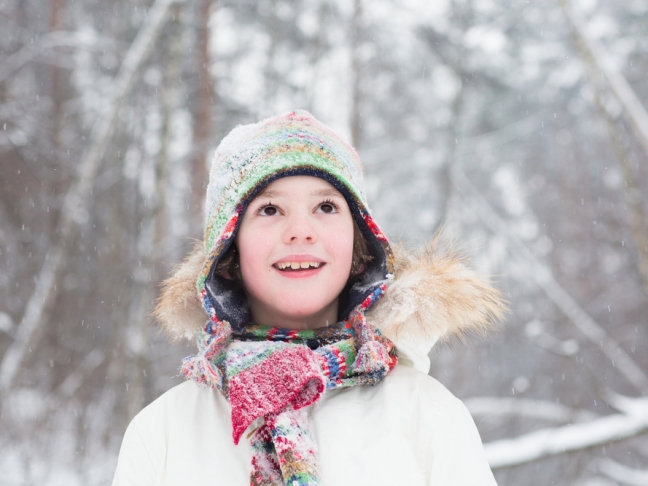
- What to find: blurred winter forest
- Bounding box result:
[1,0,648,483]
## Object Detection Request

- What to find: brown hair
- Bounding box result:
[214,217,373,282]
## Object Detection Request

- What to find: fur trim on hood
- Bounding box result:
[153,241,208,342]
[365,237,507,372]
[154,237,507,373]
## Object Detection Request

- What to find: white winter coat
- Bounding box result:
[113,241,506,486]
[113,364,495,485]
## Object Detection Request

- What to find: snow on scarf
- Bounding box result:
[181,298,397,486]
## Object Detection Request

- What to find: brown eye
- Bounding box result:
[259,205,278,216]
[317,201,338,214]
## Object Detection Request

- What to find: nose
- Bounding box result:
[283,211,317,244]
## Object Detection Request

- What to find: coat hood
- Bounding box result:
[154,236,507,374]
[199,110,393,331]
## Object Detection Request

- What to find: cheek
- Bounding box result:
[326,221,355,276]
[238,243,274,306]
[236,227,272,284]
[239,245,263,281]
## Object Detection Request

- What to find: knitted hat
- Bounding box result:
[199,110,394,330]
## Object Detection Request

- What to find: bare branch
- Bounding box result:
[0,31,119,84]
[56,349,105,399]
[455,115,539,158]
[598,459,648,486]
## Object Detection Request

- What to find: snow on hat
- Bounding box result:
[198,110,394,330]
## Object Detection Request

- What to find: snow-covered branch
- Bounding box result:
[485,397,648,469]
[465,397,597,423]
[0,312,14,336]
[525,320,580,356]
[0,0,181,394]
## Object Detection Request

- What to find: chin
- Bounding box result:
[274,296,334,319]
[279,305,326,318]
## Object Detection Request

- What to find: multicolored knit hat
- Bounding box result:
[199,110,393,330]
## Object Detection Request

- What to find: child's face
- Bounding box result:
[235,175,354,329]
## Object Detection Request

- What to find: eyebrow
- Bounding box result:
[255,188,344,199]
[310,188,344,198]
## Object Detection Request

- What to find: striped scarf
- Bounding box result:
[181,309,397,486]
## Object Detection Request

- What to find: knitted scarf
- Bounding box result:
[181,307,397,486]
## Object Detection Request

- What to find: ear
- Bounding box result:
[215,244,239,281]
[352,262,366,276]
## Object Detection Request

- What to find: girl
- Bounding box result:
[112,110,506,485]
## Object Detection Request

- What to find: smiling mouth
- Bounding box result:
[274,261,324,271]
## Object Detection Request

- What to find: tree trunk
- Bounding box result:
[349,0,363,148]
[433,0,473,233]
[157,3,183,259]
[49,0,64,153]
[263,0,279,110]
[190,0,214,236]
[305,0,327,112]
[435,80,465,232]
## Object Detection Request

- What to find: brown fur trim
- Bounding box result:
[153,241,207,341]
[366,235,508,345]
[154,235,508,344]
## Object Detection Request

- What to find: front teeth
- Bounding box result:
[277,262,322,270]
